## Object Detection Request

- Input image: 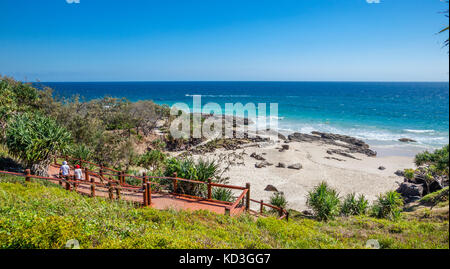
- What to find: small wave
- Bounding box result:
[403,129,435,134]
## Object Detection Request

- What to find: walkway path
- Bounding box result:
[47,165,244,216]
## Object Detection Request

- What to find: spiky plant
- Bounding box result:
[371,191,404,221]
[306,182,340,221]
[340,193,369,216]
[6,113,72,176]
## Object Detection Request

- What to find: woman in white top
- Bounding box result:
[74,165,83,180]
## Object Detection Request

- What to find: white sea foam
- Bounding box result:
[403,129,435,134]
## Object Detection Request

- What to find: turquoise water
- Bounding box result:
[35,81,449,153]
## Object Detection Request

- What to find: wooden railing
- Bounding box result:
[0,156,288,220]
[249,198,289,221]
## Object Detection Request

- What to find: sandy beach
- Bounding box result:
[191,139,415,211]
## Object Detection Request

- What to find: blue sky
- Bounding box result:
[0,0,448,82]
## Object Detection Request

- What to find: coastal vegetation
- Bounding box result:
[0,76,448,249]
[0,175,447,249]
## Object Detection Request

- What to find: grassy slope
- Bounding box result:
[0,175,448,249]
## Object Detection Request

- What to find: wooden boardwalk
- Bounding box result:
[0,156,287,220]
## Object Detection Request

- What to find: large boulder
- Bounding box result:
[397,182,424,198]
[394,170,404,177]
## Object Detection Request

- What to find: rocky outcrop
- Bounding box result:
[397,182,424,197]
[399,138,417,143]
[394,170,404,177]
[250,152,265,161]
[288,131,377,157]
[326,149,361,160]
[287,163,303,170]
[255,161,273,168]
[277,162,286,168]
[264,185,278,192]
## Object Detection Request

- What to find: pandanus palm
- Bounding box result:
[6,113,72,176]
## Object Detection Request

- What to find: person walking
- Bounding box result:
[74,165,83,181]
[60,161,70,179]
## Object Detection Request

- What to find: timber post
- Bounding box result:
[142,172,147,188]
[84,168,89,182]
[147,182,152,205]
[245,183,250,211]
[115,186,121,200]
[207,178,212,200]
[25,169,31,182]
[260,200,264,214]
[172,172,178,194]
[108,181,114,200]
[90,183,96,197]
[225,207,230,216]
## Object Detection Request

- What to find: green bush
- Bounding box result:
[5,113,72,176]
[414,145,449,175]
[69,144,93,165]
[306,182,340,221]
[270,192,288,209]
[163,157,219,197]
[404,169,416,180]
[371,191,404,221]
[137,150,167,171]
[340,193,369,216]
[212,187,234,203]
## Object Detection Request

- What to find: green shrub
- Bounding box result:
[6,113,72,176]
[306,182,340,221]
[212,187,234,203]
[414,145,449,175]
[137,150,167,171]
[340,193,369,216]
[371,191,404,221]
[404,169,415,180]
[270,192,288,209]
[69,144,93,165]
[163,157,220,197]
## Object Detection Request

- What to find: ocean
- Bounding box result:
[34,81,449,156]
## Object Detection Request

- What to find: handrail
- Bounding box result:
[52,156,267,218]
[227,189,248,212]
[56,156,249,197]
[249,198,289,221]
